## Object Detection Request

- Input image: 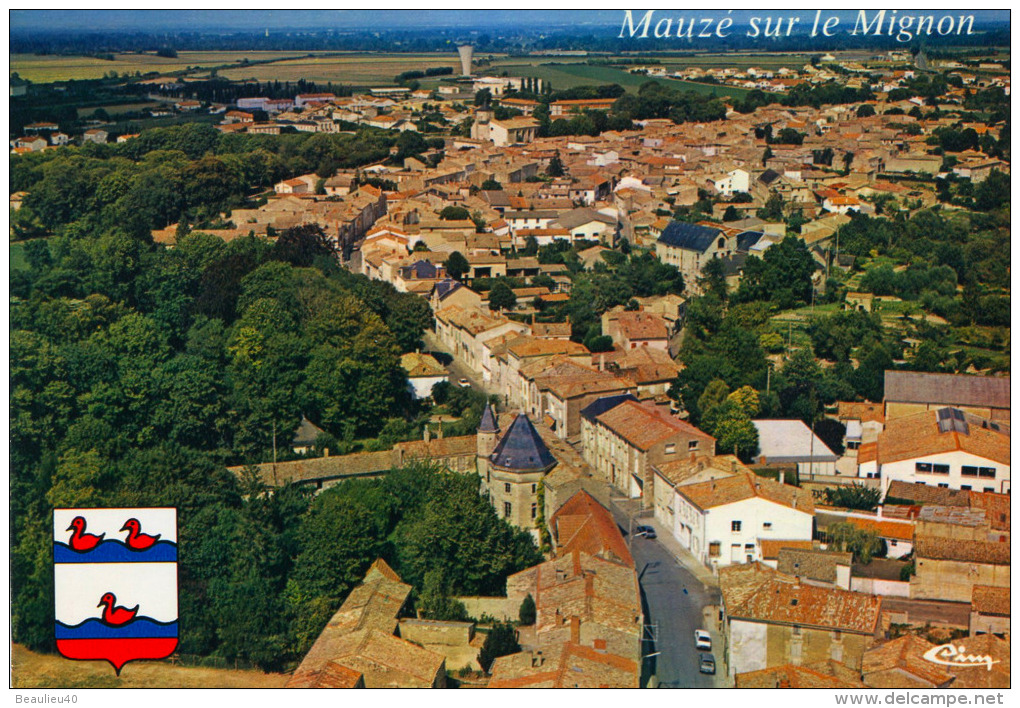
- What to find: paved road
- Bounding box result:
[610,500,722,688]
[422,330,497,397]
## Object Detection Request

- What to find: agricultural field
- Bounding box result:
[217,51,488,85]
[10,51,334,83]
[11,644,288,689]
[78,101,162,117]
[491,61,760,97]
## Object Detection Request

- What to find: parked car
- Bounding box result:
[458,378,471,388]
[633,524,656,539]
[699,654,716,675]
[694,630,712,651]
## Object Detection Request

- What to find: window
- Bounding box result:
[504,502,512,517]
[505,483,512,494]
[731,521,742,532]
[688,440,699,451]
[847,441,860,450]
[915,462,932,473]
[745,543,755,551]
[938,483,949,488]
[979,467,997,478]
[709,542,721,557]
[961,485,972,491]
[931,464,950,475]
[834,631,842,641]
[531,503,537,519]
[792,626,801,636]
[531,483,537,493]
[962,466,979,477]
[665,443,676,455]
[984,487,995,493]
[763,522,773,530]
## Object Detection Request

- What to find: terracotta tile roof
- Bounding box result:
[884,481,969,506]
[489,642,639,688]
[874,410,1010,466]
[720,563,881,634]
[943,634,1010,689]
[843,516,914,542]
[678,472,815,514]
[836,401,885,424]
[777,547,852,584]
[612,311,669,341]
[551,490,633,567]
[595,400,713,451]
[968,491,1011,532]
[392,435,476,462]
[971,585,1010,617]
[884,371,1010,409]
[736,663,865,688]
[759,539,815,560]
[400,352,447,378]
[652,454,747,487]
[914,535,1009,565]
[863,635,954,688]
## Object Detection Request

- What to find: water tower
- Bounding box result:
[457,44,474,77]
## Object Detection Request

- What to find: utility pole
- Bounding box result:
[272,420,278,487]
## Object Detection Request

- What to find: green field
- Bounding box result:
[491,62,760,97]
[218,52,495,85]
[10,51,339,83]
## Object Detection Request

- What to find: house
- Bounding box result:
[433,305,530,377]
[287,559,446,688]
[594,346,680,398]
[549,490,633,567]
[581,397,715,503]
[274,174,318,194]
[720,563,882,677]
[291,416,326,455]
[655,222,732,295]
[970,585,1009,637]
[776,547,852,590]
[663,472,814,569]
[752,419,839,478]
[505,551,642,663]
[857,408,1010,496]
[602,310,670,352]
[82,129,108,144]
[488,642,640,688]
[548,208,617,242]
[861,635,955,688]
[709,168,751,197]
[478,409,558,530]
[882,371,1010,422]
[736,663,865,688]
[400,352,448,400]
[487,117,539,147]
[910,534,1009,603]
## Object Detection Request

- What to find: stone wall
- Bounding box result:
[398,619,474,647]
[455,596,519,622]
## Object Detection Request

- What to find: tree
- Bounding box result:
[546,151,565,177]
[488,280,517,312]
[823,484,881,511]
[446,251,470,281]
[722,205,741,222]
[481,178,503,191]
[439,205,471,221]
[856,104,876,118]
[518,593,536,626]
[827,522,882,564]
[478,622,521,673]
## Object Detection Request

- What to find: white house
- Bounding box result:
[858,408,1010,496]
[710,169,750,197]
[657,471,815,570]
[753,419,839,478]
[400,352,449,400]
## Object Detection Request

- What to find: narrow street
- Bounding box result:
[610,499,726,688]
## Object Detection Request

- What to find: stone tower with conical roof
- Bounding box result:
[484,412,557,530]
[477,403,500,491]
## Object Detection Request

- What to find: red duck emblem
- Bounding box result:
[120,518,161,551]
[98,592,139,626]
[67,516,105,552]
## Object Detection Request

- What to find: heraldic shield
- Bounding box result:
[54,508,178,674]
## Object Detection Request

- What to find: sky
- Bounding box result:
[9,9,1011,33]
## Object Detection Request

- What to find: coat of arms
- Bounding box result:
[54,508,178,674]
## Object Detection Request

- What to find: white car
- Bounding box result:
[694,630,712,651]
[458,378,471,388]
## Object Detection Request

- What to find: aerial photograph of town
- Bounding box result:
[8,8,1011,698]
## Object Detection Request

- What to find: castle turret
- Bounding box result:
[477,403,500,488]
[486,413,557,531]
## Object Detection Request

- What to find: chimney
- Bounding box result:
[779,471,785,485]
[570,616,581,644]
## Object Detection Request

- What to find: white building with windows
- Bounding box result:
[662,471,814,570]
[858,408,1010,496]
